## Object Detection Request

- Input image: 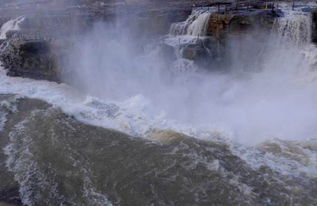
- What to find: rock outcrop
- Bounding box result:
[312,9,317,43]
[206,9,283,37]
[135,8,192,37]
[171,8,283,68]
[0,39,60,82]
[0,0,195,82]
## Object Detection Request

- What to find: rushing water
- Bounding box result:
[64,5,317,144]
[169,8,216,37]
[0,16,25,40]
[1,3,317,206]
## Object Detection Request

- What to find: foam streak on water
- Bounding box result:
[4,118,66,206]
[3,110,113,206]
[0,95,18,131]
[0,111,7,131]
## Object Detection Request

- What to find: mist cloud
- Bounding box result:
[63,9,317,145]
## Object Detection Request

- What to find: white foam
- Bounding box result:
[274,9,312,46]
[231,138,317,177]
[4,117,65,206]
[0,111,7,131]
[0,95,19,131]
[187,12,211,36]
[1,5,317,178]
[1,7,317,145]
[0,16,25,40]
[169,8,216,37]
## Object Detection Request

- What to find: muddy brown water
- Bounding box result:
[0,95,316,206]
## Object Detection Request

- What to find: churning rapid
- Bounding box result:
[1,2,317,206]
[65,5,317,144]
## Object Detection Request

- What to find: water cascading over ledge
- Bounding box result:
[166,7,284,68]
[1,2,317,206]
[274,7,313,45]
[169,8,215,37]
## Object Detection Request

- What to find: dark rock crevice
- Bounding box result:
[0,40,60,82]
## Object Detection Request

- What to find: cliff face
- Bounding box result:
[169,8,283,69]
[0,0,194,82]
[0,1,310,82]
[206,9,282,37]
[0,40,60,82]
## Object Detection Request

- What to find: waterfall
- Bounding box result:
[274,11,312,46]
[0,16,25,40]
[273,7,317,68]
[187,12,211,36]
[169,9,214,37]
[2,2,317,206]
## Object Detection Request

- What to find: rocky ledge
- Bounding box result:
[0,39,60,82]
[0,6,282,81]
[0,1,316,82]
[0,0,194,82]
[170,8,283,68]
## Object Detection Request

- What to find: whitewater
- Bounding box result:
[1,2,317,178]
[2,2,317,206]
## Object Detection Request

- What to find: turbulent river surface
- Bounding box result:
[1,2,317,206]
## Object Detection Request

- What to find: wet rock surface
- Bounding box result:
[135,8,192,37]
[169,8,283,68]
[0,95,317,205]
[312,8,317,43]
[0,188,23,206]
[206,9,283,37]
[0,0,298,81]
[0,40,60,82]
[0,0,195,82]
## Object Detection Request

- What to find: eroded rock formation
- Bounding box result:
[171,8,283,67]
[0,39,60,81]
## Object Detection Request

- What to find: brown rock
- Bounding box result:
[206,9,282,38]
